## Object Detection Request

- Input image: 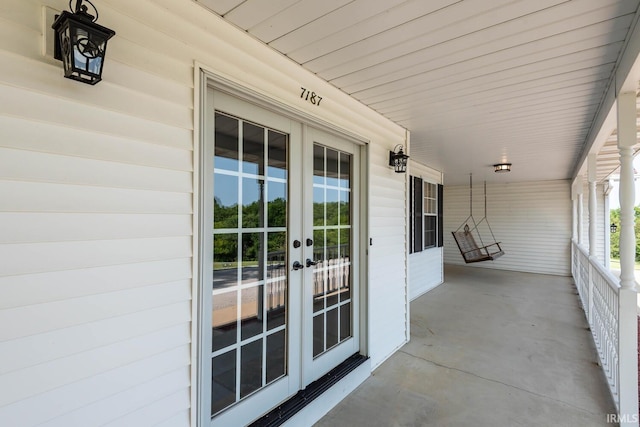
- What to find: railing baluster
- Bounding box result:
[571,241,623,412]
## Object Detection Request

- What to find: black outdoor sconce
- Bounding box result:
[389,144,409,173]
[610,223,618,233]
[52,0,116,85]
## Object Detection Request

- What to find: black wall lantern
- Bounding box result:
[610,223,618,233]
[389,144,409,173]
[52,0,115,85]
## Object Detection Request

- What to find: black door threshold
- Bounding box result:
[249,353,368,427]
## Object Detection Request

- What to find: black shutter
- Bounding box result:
[409,177,414,254]
[413,177,423,252]
[437,184,444,247]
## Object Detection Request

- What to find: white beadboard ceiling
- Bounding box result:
[196,0,640,185]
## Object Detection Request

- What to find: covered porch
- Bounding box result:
[317,265,618,426]
[2,1,640,426]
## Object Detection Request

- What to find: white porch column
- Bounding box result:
[616,90,639,426]
[588,154,598,257]
[618,92,637,289]
[577,177,584,246]
[604,180,612,268]
[572,197,578,241]
[572,180,579,242]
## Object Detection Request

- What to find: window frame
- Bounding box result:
[423,182,437,249]
[409,176,443,253]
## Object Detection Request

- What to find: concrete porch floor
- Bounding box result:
[315,265,617,427]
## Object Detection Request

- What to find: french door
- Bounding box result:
[201,89,361,426]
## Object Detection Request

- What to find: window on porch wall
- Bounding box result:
[409,176,443,253]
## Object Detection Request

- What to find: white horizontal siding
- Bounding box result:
[409,248,443,300]
[444,180,571,275]
[409,159,442,185]
[0,1,195,425]
[368,143,410,367]
[0,347,190,427]
[0,0,408,425]
[408,160,444,301]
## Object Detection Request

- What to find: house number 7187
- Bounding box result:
[300,87,323,106]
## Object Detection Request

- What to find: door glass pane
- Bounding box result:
[215,114,239,172]
[266,330,286,383]
[313,145,324,185]
[339,190,350,226]
[326,148,339,187]
[240,339,262,398]
[214,174,238,229]
[326,189,339,226]
[268,130,287,179]
[243,122,264,175]
[241,232,263,284]
[339,303,351,341]
[313,314,324,357]
[241,285,264,340]
[212,291,237,352]
[326,308,339,349]
[242,178,264,229]
[311,144,353,358]
[339,153,350,188]
[212,350,236,415]
[213,234,237,289]
[313,229,325,313]
[212,112,289,415]
[267,181,286,228]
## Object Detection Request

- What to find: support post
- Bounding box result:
[616,90,639,426]
[572,180,579,242]
[604,180,612,268]
[588,154,598,258]
[588,155,598,323]
[577,176,584,246]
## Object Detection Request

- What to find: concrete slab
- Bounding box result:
[315,265,617,427]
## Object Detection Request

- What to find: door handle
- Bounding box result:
[306,258,318,268]
[292,261,304,271]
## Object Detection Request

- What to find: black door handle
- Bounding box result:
[292,261,304,271]
[306,258,318,268]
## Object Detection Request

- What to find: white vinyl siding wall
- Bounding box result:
[0,1,408,425]
[444,180,572,276]
[408,161,443,300]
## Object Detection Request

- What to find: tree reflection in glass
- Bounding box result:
[211,112,289,414]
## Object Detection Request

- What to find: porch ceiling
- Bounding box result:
[196,0,640,185]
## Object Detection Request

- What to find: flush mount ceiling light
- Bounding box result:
[52,0,116,85]
[494,163,512,173]
[389,144,409,173]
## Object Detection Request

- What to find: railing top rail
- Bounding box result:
[591,259,621,293]
[573,241,589,258]
[572,240,621,293]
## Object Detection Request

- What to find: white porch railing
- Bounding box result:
[571,240,623,410]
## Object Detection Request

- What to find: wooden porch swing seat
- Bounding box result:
[452,225,504,263]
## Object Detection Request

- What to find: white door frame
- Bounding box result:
[194,69,370,427]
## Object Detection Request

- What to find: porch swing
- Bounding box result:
[452,175,505,263]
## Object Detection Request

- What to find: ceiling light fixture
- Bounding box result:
[494,163,512,173]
